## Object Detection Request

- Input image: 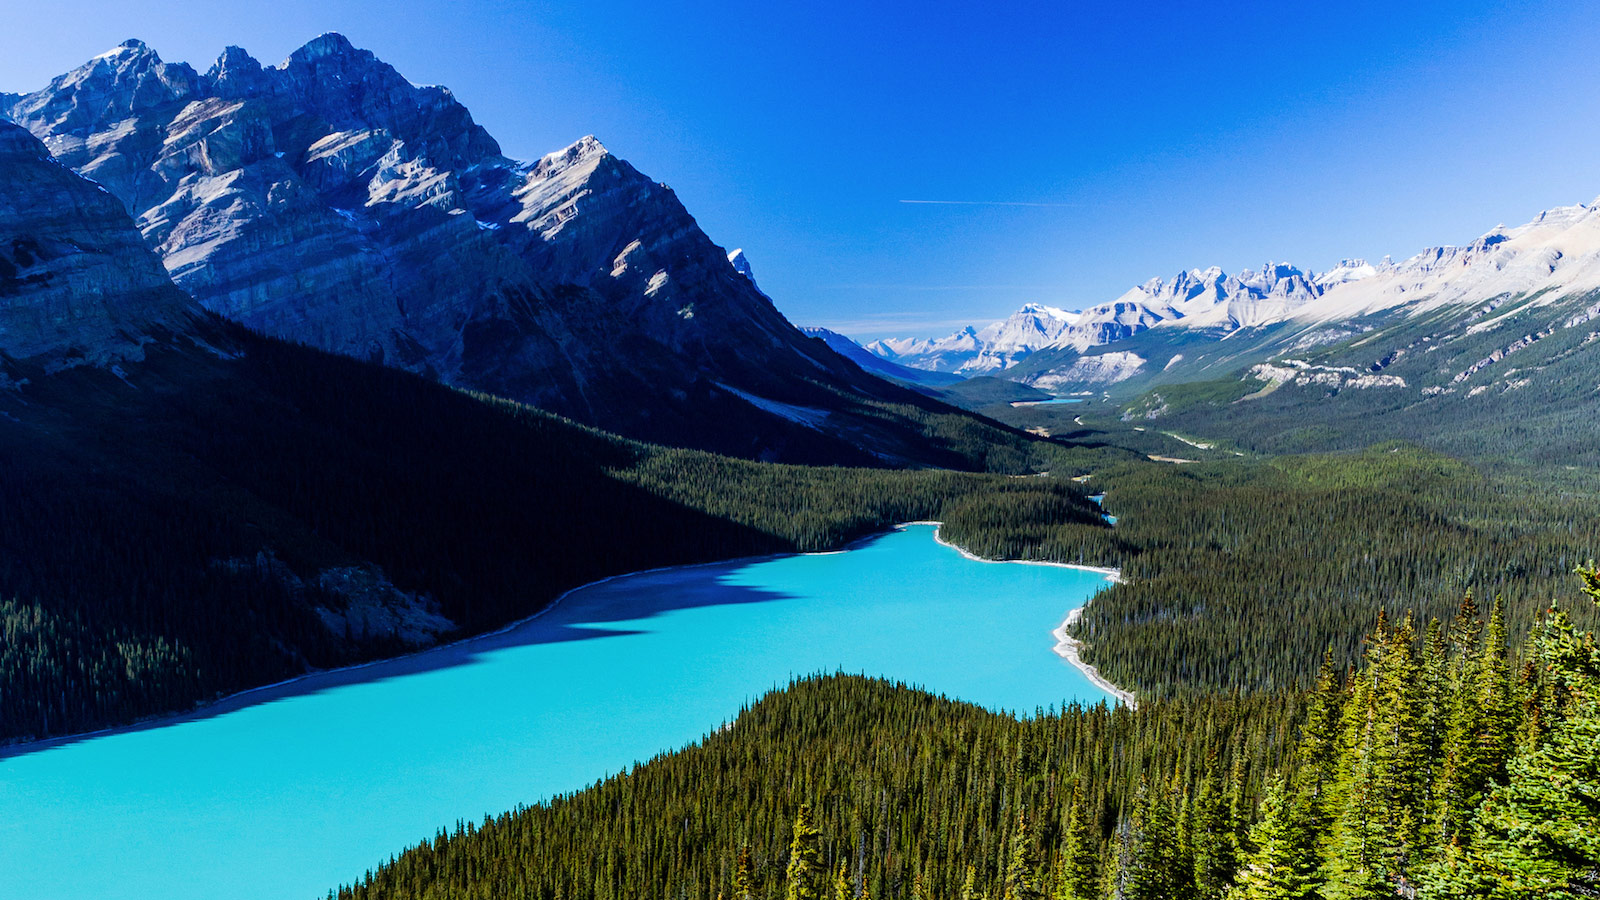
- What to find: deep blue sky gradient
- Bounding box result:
[6,1,1600,338]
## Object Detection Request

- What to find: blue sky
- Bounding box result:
[6,1,1600,340]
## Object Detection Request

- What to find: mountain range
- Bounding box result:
[0,108,1074,742]
[2,34,1016,466]
[853,195,1600,405]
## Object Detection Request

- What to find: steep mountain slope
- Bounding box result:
[0,119,1097,743]
[800,326,962,387]
[4,35,1012,466]
[0,119,198,367]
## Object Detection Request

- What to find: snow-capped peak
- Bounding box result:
[1313,259,1381,288]
[728,248,758,289]
[92,40,151,61]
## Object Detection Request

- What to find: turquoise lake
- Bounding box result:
[1011,396,1085,406]
[0,524,1116,900]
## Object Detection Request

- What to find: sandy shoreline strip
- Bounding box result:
[1052,608,1137,708]
[916,521,1136,708]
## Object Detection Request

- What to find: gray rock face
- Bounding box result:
[5,35,910,459]
[0,121,197,368]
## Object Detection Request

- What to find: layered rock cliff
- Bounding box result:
[0,120,197,370]
[6,35,958,463]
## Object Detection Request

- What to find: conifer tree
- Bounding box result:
[1228,773,1315,900]
[1292,651,1342,853]
[960,865,978,900]
[1191,751,1236,900]
[1320,619,1391,900]
[1123,778,1184,900]
[1367,614,1427,886]
[1057,781,1101,900]
[1434,594,1517,851]
[736,846,757,900]
[1005,813,1043,900]
[1472,597,1517,781]
[786,805,826,900]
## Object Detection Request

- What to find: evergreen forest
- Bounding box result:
[335,572,1600,900]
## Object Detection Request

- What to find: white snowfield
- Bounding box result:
[863,195,1600,380]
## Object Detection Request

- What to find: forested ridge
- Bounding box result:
[336,575,1600,900]
[934,446,1600,696]
[0,325,1111,745]
[9,320,1599,747]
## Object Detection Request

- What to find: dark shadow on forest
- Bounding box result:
[0,559,810,761]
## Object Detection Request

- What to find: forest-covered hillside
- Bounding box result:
[333,574,1600,900]
[0,323,1118,745]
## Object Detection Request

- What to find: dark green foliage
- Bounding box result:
[1056,782,1100,900]
[1058,447,1600,695]
[1189,752,1237,900]
[1231,773,1317,900]
[1004,814,1044,900]
[331,572,1600,900]
[0,326,1109,744]
[1426,570,1600,899]
[333,676,1299,900]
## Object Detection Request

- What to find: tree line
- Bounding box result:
[0,328,1107,743]
[333,570,1600,899]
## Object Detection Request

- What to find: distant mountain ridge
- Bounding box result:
[864,195,1600,394]
[4,34,1013,466]
[799,326,962,388]
[865,303,1081,375]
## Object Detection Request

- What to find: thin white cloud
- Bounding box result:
[898,199,1080,208]
[821,283,1061,292]
[806,314,986,339]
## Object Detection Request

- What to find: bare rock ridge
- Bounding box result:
[6,35,941,463]
[0,120,199,369]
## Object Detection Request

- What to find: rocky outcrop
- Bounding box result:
[0,120,197,369]
[5,35,936,461]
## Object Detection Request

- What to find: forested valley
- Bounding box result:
[335,572,1600,900]
[0,323,1111,745]
[9,319,1599,755]
[8,283,1600,900]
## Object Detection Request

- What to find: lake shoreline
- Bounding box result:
[1052,608,1138,709]
[919,522,1135,708]
[0,548,801,760]
[3,522,1131,758]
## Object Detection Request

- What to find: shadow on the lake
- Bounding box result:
[0,556,806,761]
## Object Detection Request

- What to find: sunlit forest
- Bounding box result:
[337,573,1600,900]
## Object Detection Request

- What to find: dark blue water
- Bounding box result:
[0,524,1116,900]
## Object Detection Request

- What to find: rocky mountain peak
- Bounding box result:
[290,32,361,63]
[4,36,959,464]
[512,135,639,241]
[728,248,758,288]
[270,34,502,169]
[554,134,612,166]
[206,45,267,95]
[11,39,202,139]
[0,121,197,367]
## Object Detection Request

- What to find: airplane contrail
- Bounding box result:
[898,199,1080,208]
